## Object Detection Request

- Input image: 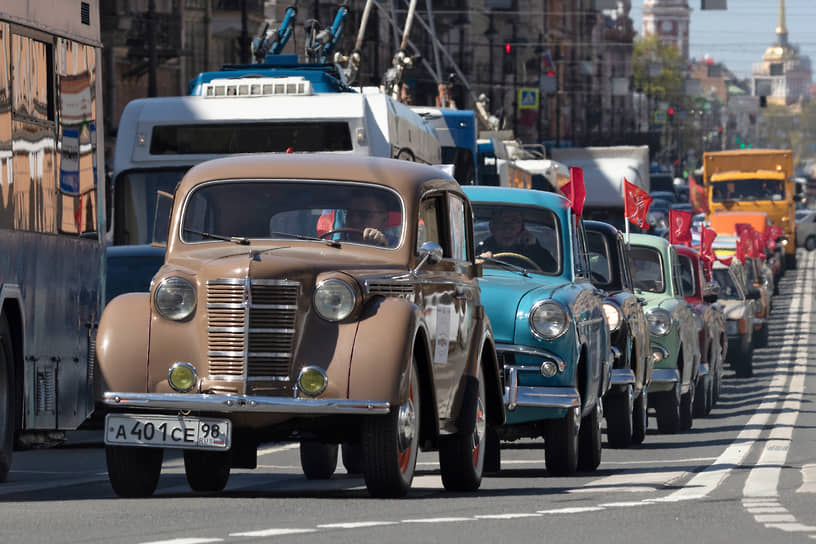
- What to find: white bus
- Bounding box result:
[0,0,105,480]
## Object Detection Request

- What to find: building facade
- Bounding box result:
[641,0,690,61]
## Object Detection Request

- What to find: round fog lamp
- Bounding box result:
[298,366,328,397]
[540,360,558,377]
[168,362,197,392]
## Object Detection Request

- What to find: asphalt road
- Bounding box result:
[1,250,814,544]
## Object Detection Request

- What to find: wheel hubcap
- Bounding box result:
[397,391,416,452]
[472,396,486,465]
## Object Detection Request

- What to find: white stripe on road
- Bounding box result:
[474,513,543,519]
[796,464,816,494]
[141,539,223,544]
[569,471,687,493]
[317,522,398,529]
[230,528,316,537]
[401,517,472,523]
[536,507,605,514]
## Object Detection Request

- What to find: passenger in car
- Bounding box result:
[477,208,557,272]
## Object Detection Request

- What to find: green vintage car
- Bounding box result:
[628,234,701,433]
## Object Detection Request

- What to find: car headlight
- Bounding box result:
[645,308,672,336]
[529,300,569,340]
[154,277,197,321]
[602,302,622,332]
[313,279,356,321]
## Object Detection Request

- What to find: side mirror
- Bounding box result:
[745,287,761,300]
[412,241,443,275]
[702,281,720,303]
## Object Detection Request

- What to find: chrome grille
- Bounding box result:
[248,281,299,380]
[366,281,414,299]
[207,280,246,378]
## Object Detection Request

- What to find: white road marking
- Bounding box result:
[141,539,223,544]
[746,507,789,514]
[796,464,816,494]
[230,528,316,537]
[474,513,543,519]
[765,523,816,532]
[569,471,687,493]
[536,507,605,514]
[754,514,797,523]
[401,517,472,523]
[599,501,653,508]
[317,522,398,529]
[411,474,444,488]
[257,443,299,456]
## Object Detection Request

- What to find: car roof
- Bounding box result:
[628,233,671,249]
[462,186,570,210]
[176,153,460,199]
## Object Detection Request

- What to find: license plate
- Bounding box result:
[104,414,231,451]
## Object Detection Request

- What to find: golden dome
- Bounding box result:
[763,44,797,62]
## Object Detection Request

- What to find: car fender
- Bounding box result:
[95,293,151,398]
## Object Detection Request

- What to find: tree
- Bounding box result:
[633,34,686,105]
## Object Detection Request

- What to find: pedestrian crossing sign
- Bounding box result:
[518,87,539,110]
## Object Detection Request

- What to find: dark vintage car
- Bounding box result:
[96,154,505,498]
[463,186,611,475]
[675,245,727,415]
[584,221,653,447]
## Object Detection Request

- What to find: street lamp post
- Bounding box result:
[484,18,497,108]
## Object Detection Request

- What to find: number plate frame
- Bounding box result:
[104,414,231,451]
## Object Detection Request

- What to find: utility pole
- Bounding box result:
[240,0,250,64]
[147,0,157,96]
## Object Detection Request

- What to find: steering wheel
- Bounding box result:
[319,228,365,241]
[493,252,543,273]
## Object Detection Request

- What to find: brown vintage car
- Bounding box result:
[96,154,504,498]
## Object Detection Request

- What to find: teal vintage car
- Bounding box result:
[628,234,701,433]
[463,186,611,476]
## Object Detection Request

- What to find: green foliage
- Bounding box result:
[633,34,686,104]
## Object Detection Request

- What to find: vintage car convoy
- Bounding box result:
[96,154,505,498]
[584,221,653,447]
[628,234,701,433]
[462,186,611,475]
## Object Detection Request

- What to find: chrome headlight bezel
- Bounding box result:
[602,301,622,332]
[154,277,197,321]
[529,300,570,341]
[646,307,673,336]
[167,362,197,393]
[313,278,356,322]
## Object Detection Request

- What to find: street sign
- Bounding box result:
[518,88,539,110]
[654,110,667,125]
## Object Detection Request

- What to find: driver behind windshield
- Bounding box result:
[477,208,556,272]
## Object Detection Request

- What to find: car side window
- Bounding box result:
[417,194,449,257]
[678,255,697,297]
[572,219,590,279]
[670,248,684,297]
[447,193,470,262]
[585,230,611,285]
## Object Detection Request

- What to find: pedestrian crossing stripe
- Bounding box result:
[518,87,539,110]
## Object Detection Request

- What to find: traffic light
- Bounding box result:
[668,108,675,124]
[503,42,514,75]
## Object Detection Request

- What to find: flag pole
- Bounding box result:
[623,177,630,244]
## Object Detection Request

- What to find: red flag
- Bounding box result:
[700,227,717,273]
[669,209,693,246]
[752,229,765,260]
[689,175,710,215]
[735,223,754,262]
[767,225,783,249]
[624,178,652,229]
[561,167,586,218]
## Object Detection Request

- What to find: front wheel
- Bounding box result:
[106,445,163,498]
[578,400,602,471]
[693,375,712,418]
[735,339,754,378]
[680,379,695,431]
[785,252,797,270]
[545,403,580,476]
[754,323,769,348]
[605,385,634,448]
[184,450,231,492]
[361,356,420,498]
[341,442,364,474]
[631,389,647,445]
[806,236,816,252]
[0,317,15,483]
[439,364,487,491]
[655,384,681,434]
[299,441,338,480]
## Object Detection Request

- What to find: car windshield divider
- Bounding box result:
[183,227,250,245]
[267,231,341,248]
[481,257,530,277]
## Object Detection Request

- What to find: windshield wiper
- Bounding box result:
[267,231,341,248]
[481,257,529,277]
[184,228,250,245]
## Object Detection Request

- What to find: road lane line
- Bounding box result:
[796,464,816,494]
[317,522,398,529]
[141,539,223,544]
[230,528,316,537]
[474,513,543,519]
[569,470,688,493]
[401,517,473,523]
[536,507,605,514]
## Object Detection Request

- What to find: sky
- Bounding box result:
[629,0,816,82]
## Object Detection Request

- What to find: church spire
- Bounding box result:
[776,0,788,47]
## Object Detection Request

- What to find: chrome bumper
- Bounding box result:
[103,392,391,414]
[650,369,680,384]
[503,367,580,411]
[610,368,636,386]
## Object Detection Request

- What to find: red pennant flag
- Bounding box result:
[767,224,783,249]
[624,178,652,230]
[561,167,586,218]
[689,175,709,215]
[735,223,754,262]
[752,229,765,260]
[700,226,717,275]
[669,209,693,246]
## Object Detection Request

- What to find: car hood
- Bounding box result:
[636,290,673,310]
[718,300,749,320]
[478,270,570,343]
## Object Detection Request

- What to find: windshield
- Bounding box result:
[114,168,190,245]
[712,268,742,300]
[472,204,561,275]
[678,255,697,297]
[181,181,402,248]
[711,179,785,202]
[586,230,614,287]
[630,246,665,293]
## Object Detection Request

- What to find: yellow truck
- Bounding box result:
[703,149,796,269]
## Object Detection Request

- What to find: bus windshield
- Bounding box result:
[114,168,190,245]
[711,178,785,202]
